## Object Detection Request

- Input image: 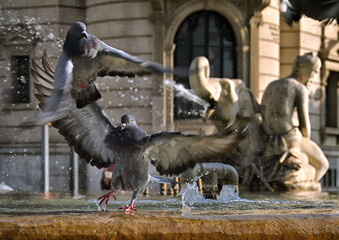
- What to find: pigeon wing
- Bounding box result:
[281,0,339,25]
[20,51,74,127]
[31,53,115,168]
[96,40,172,77]
[143,123,246,176]
[53,103,115,168]
[42,51,73,113]
[300,0,339,23]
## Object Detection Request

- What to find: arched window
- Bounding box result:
[174,11,237,119]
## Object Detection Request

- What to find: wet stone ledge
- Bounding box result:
[0,211,338,240]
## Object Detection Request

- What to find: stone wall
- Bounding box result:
[0,0,87,191]
[0,0,161,192]
[250,0,280,101]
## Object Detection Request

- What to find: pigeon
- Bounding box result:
[30,54,246,212]
[22,21,178,127]
[280,0,339,25]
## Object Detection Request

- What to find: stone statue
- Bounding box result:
[260,52,329,191]
[188,54,329,192]
[189,56,273,192]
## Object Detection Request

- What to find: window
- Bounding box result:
[325,71,339,128]
[322,168,337,188]
[11,55,30,104]
[173,11,237,119]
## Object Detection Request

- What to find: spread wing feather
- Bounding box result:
[144,122,246,175]
[281,0,339,25]
[31,53,115,168]
[97,40,173,77]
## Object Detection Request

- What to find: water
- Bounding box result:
[0,189,337,240]
[165,80,210,110]
[0,184,337,214]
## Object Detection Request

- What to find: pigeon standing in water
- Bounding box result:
[30,54,246,212]
[22,22,176,127]
[280,0,339,25]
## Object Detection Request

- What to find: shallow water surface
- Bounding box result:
[0,187,338,214]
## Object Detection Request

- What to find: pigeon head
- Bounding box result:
[120,114,137,130]
[68,22,88,39]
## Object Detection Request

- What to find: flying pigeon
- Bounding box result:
[30,54,246,212]
[280,0,339,25]
[22,21,178,127]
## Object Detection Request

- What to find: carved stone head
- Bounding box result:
[292,52,321,85]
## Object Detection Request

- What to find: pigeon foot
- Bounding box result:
[97,190,116,210]
[120,201,136,212]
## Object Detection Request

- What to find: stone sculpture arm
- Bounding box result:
[296,85,311,138]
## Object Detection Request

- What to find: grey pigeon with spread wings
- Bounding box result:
[280,0,339,25]
[22,21,175,127]
[31,54,246,211]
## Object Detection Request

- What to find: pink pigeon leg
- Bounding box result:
[120,200,136,212]
[97,190,117,207]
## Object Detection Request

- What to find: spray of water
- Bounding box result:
[165,80,210,110]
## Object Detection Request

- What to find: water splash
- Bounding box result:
[180,182,207,207]
[165,80,210,110]
[179,182,206,214]
[217,185,241,202]
[179,178,240,212]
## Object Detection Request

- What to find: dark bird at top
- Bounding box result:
[280,0,339,25]
[30,53,246,212]
[22,21,178,127]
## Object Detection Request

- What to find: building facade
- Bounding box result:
[0,0,338,191]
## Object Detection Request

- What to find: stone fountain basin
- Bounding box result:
[0,191,338,239]
[0,210,338,239]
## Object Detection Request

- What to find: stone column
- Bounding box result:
[163,44,176,132]
[149,2,167,132]
[249,0,280,101]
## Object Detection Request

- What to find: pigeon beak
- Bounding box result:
[82,31,88,39]
[121,123,126,130]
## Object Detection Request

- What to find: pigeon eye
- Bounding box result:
[129,119,133,123]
